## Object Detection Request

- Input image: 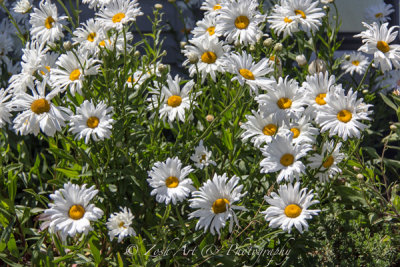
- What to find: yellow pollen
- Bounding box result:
[375,13,383,18]
[87,116,99,128]
[269,55,280,64]
[112,13,125,23]
[315,93,327,105]
[377,40,390,53]
[239,69,255,80]
[165,176,179,188]
[119,221,126,228]
[284,204,302,218]
[213,4,221,10]
[87,32,96,42]
[262,124,277,136]
[337,109,352,123]
[323,155,334,168]
[277,97,292,109]
[40,66,51,75]
[99,40,106,47]
[68,204,85,220]
[212,198,230,214]
[31,98,50,114]
[290,128,300,138]
[284,17,293,23]
[280,153,294,167]
[167,95,182,107]
[201,51,217,64]
[45,16,55,29]
[294,9,306,19]
[207,26,215,36]
[70,69,81,81]
[234,16,250,29]
[352,60,360,66]
[200,154,207,163]
[127,76,135,83]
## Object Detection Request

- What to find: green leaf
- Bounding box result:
[55,168,80,178]
[380,93,398,111]
[7,234,19,258]
[89,236,102,265]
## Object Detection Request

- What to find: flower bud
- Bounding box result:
[188,52,198,64]
[356,173,364,179]
[344,54,351,61]
[134,50,141,57]
[274,43,283,52]
[249,44,256,51]
[206,114,214,122]
[353,166,360,172]
[180,41,187,49]
[158,63,167,73]
[154,3,163,9]
[296,54,307,66]
[308,59,326,74]
[362,89,368,94]
[263,38,273,47]
[390,124,397,131]
[63,41,72,51]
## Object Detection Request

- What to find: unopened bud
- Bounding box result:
[308,59,326,74]
[188,53,198,64]
[296,54,307,66]
[158,63,167,72]
[390,124,397,131]
[249,44,256,51]
[356,173,364,179]
[393,89,400,96]
[362,89,368,94]
[263,38,273,47]
[134,50,141,57]
[344,54,351,61]
[206,114,214,122]
[238,121,242,126]
[180,41,187,48]
[353,166,360,172]
[154,3,163,9]
[274,43,283,52]
[63,41,72,51]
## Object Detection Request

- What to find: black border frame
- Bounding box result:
[338,0,399,50]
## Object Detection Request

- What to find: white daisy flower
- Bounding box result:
[148,74,197,123]
[183,36,230,83]
[355,22,400,72]
[69,100,114,144]
[98,31,133,55]
[216,0,265,45]
[50,51,99,96]
[125,70,150,89]
[226,51,274,95]
[341,52,370,76]
[13,0,33,14]
[256,77,306,124]
[268,4,300,37]
[44,182,104,241]
[262,182,320,233]
[29,0,66,44]
[309,140,344,183]
[302,71,336,118]
[190,140,217,169]
[364,1,394,24]
[38,51,59,78]
[376,69,400,94]
[83,0,112,9]
[279,0,325,34]
[282,115,318,145]
[240,110,285,148]
[201,0,224,15]
[0,88,13,128]
[12,80,71,137]
[316,87,373,141]
[106,207,136,243]
[72,19,105,55]
[7,41,47,94]
[95,0,143,31]
[189,173,247,236]
[147,157,195,205]
[260,132,312,183]
[191,13,220,39]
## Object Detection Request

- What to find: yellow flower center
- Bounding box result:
[200,154,207,163]
[294,9,306,19]
[112,13,125,23]
[167,95,182,107]
[40,66,51,75]
[201,51,217,64]
[70,69,81,81]
[87,116,99,128]
[119,221,126,228]
[322,155,334,168]
[213,4,221,10]
[377,40,390,53]
[239,69,255,80]
[290,127,300,138]
[234,15,249,29]
[375,13,383,18]
[165,176,179,188]
[284,204,302,218]
[87,32,96,42]
[212,198,230,214]
[277,97,292,109]
[207,26,215,36]
[262,124,277,136]
[315,93,327,105]
[284,17,293,23]
[280,153,294,167]
[337,109,352,123]
[45,16,55,29]
[31,98,50,114]
[68,204,85,220]
[352,60,360,66]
